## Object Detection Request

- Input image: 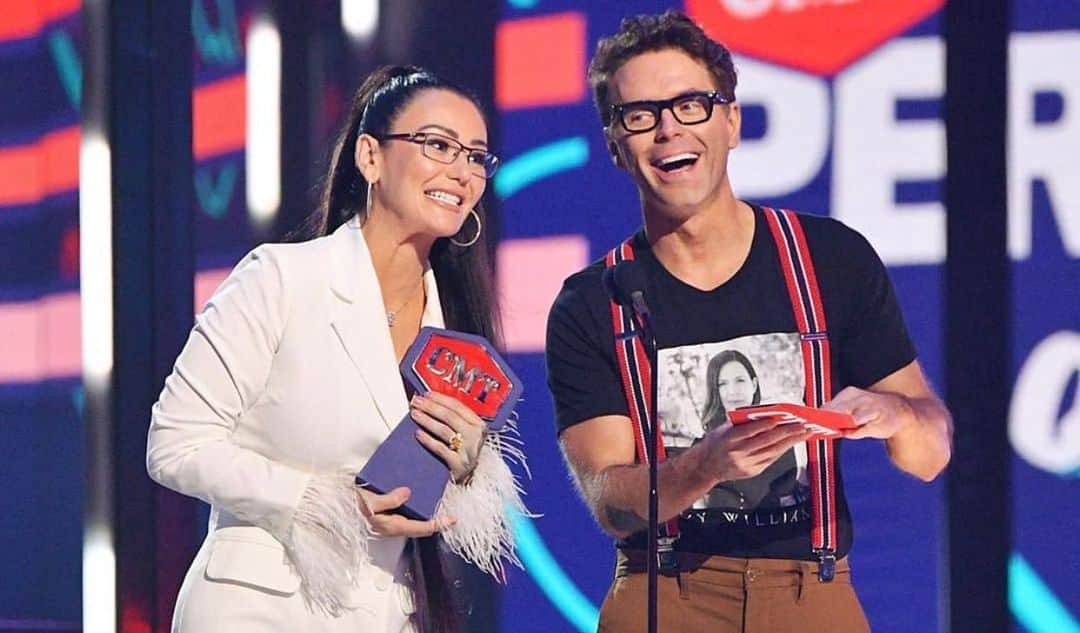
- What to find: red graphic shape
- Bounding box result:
[0,75,245,208]
[496,12,587,110]
[685,0,944,76]
[0,126,79,206]
[0,0,80,40]
[193,75,246,159]
[59,225,79,279]
[409,332,515,421]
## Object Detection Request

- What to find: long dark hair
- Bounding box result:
[309,65,502,633]
[701,350,761,430]
[310,64,502,348]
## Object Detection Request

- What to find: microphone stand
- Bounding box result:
[630,291,660,633]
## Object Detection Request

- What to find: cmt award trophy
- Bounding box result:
[357,326,522,520]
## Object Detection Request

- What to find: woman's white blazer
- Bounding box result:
[147,218,453,632]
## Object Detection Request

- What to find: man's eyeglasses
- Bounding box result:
[379,131,499,179]
[609,91,733,134]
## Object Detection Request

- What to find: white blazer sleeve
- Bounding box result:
[146,245,310,540]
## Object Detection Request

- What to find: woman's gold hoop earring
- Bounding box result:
[450,209,482,248]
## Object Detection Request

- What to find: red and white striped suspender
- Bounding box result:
[604,241,680,543]
[605,208,839,581]
[762,207,839,581]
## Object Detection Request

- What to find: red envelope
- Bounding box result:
[728,403,857,439]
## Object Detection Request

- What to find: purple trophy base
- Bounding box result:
[356,412,449,521]
[355,327,522,521]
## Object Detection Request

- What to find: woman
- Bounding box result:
[698,349,798,510]
[701,349,761,431]
[147,66,526,633]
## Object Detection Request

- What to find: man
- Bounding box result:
[544,10,953,632]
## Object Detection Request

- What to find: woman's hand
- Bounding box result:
[409,391,485,483]
[356,486,456,537]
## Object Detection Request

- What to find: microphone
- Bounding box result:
[604,258,662,633]
[603,260,652,321]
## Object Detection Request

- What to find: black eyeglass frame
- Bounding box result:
[608,90,735,133]
[378,131,500,179]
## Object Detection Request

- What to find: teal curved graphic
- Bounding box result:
[1010,553,1080,633]
[507,0,540,8]
[195,161,239,219]
[48,31,81,109]
[495,136,590,200]
[511,511,599,633]
[193,0,241,66]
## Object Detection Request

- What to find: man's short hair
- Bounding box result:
[588,10,737,127]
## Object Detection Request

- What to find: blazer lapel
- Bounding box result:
[420,266,445,330]
[327,219,407,431]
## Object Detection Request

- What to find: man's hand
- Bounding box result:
[703,419,812,481]
[823,361,952,481]
[559,414,810,538]
[824,386,913,440]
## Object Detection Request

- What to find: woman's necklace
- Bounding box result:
[386,277,424,327]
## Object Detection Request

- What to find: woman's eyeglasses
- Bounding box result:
[380,131,499,179]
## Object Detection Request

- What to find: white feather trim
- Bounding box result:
[435,419,533,581]
[282,473,371,616]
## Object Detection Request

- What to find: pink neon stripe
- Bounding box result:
[0,300,42,382]
[496,235,589,353]
[195,268,231,311]
[42,293,82,378]
[2,240,587,384]
[0,292,81,382]
[0,268,232,384]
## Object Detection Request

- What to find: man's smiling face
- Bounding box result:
[606,48,742,220]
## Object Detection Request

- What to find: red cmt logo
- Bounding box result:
[685,0,945,76]
[412,334,512,420]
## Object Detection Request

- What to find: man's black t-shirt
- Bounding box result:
[545,205,916,560]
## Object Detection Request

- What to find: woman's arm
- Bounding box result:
[411,391,531,581]
[147,246,377,615]
[146,246,313,537]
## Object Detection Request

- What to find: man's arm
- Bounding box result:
[559,414,811,539]
[825,359,953,481]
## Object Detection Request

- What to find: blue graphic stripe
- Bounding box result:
[494,136,589,200]
[507,0,540,8]
[511,511,599,633]
[1010,553,1080,633]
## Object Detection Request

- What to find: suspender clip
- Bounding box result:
[814,549,837,583]
[657,536,679,572]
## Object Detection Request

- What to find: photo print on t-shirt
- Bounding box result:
[658,332,810,514]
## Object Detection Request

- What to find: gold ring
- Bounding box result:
[449,432,464,452]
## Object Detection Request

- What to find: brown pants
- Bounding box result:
[596,551,870,633]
